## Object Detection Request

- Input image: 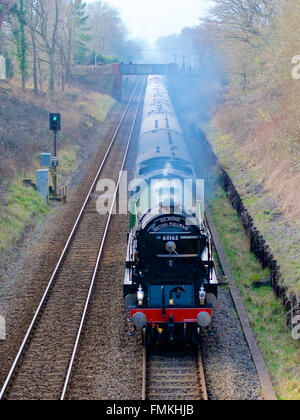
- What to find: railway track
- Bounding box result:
[0,77,146,401]
[143,345,208,401]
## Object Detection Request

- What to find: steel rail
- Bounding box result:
[0,79,142,400]
[60,77,146,400]
[142,344,208,401]
[142,345,147,401]
[197,345,208,401]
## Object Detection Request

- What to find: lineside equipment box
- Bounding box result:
[41,153,51,167]
[37,169,49,203]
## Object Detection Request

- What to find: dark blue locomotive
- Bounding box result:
[124,76,218,343]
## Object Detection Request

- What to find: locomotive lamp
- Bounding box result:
[165,241,177,255]
[169,299,175,306]
[137,285,144,306]
[199,286,206,306]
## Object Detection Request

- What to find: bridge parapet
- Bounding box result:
[111,63,178,101]
[119,63,178,76]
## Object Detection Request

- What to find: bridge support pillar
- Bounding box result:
[112,63,122,102]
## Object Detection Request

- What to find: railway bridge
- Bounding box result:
[112,63,179,100]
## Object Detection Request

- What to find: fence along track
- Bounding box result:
[143,345,208,401]
[0,78,145,401]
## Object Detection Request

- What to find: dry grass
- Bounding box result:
[0,81,115,183]
[210,185,300,400]
[212,79,300,223]
[0,78,115,257]
[206,122,300,294]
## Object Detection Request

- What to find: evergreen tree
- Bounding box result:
[9,0,27,91]
[73,1,91,66]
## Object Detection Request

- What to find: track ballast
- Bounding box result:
[0,78,145,401]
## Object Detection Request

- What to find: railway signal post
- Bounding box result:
[49,113,61,198]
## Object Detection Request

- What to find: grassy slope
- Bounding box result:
[77,94,115,123]
[0,84,115,256]
[168,73,300,399]
[209,184,300,400]
[205,124,300,296]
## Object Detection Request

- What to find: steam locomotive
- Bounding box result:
[123,76,218,344]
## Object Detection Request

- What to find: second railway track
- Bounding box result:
[0,77,146,401]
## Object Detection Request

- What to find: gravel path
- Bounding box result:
[201,288,262,400]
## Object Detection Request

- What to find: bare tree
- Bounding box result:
[205,0,280,45]
[203,0,280,92]
[57,0,89,89]
[35,0,59,92]
[25,0,39,94]
[87,1,127,57]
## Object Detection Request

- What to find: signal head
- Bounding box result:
[50,113,61,131]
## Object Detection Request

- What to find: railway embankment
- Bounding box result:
[196,129,300,335]
[168,73,300,399]
[0,78,116,262]
[0,77,128,388]
[198,131,300,399]
[205,125,300,296]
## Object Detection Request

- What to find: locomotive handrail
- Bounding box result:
[157,254,199,258]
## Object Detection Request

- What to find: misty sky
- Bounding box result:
[86,0,208,43]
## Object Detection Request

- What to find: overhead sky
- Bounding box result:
[86,0,208,43]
